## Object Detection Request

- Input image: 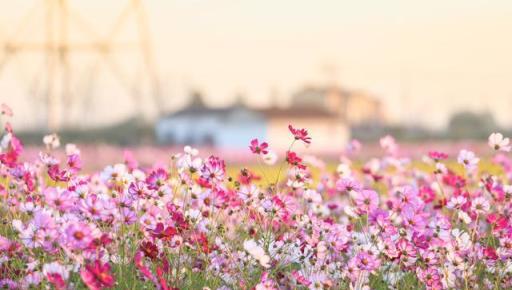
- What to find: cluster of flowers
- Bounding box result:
[1,103,512,289]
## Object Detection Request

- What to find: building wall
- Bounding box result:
[266,117,349,154]
[155,112,266,149]
[216,122,266,148]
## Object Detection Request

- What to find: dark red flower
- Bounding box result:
[249,138,269,155]
[151,223,177,241]
[80,260,115,290]
[288,125,311,144]
[140,241,159,260]
[189,232,210,254]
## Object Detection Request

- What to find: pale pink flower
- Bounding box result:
[488,132,511,152]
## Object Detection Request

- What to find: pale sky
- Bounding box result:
[1,0,512,130]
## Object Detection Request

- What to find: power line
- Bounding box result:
[0,0,162,131]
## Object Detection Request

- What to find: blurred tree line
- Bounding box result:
[352,110,507,142]
[15,110,507,145]
[18,118,155,146]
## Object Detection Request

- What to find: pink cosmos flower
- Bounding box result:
[353,189,379,214]
[288,125,311,144]
[67,154,82,173]
[285,151,305,169]
[354,251,380,271]
[80,260,115,290]
[43,262,69,290]
[255,272,278,290]
[0,133,23,168]
[380,135,398,155]
[80,194,107,220]
[48,164,70,182]
[146,168,168,190]
[249,138,269,155]
[123,149,139,171]
[1,103,13,117]
[291,271,311,287]
[402,206,426,232]
[44,188,75,212]
[128,181,149,198]
[345,139,362,154]
[0,235,14,254]
[417,267,442,290]
[65,222,94,249]
[201,155,225,183]
[336,178,363,193]
[396,239,418,266]
[428,151,448,162]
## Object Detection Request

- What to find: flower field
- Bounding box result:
[2,106,512,289]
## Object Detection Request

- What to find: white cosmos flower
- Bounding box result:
[451,228,472,251]
[65,143,80,155]
[344,205,358,218]
[184,145,199,156]
[471,196,490,214]
[488,132,511,152]
[457,150,479,171]
[457,211,472,224]
[243,239,270,268]
[435,163,447,174]
[303,189,322,204]
[43,133,60,149]
[447,196,467,209]
[336,163,352,178]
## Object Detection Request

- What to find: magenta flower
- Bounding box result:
[249,138,269,155]
[67,154,82,173]
[428,151,448,162]
[201,155,226,183]
[80,260,115,290]
[146,168,168,190]
[288,125,311,144]
[128,181,149,198]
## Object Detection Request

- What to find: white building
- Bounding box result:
[156,86,382,154]
[155,93,266,149]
